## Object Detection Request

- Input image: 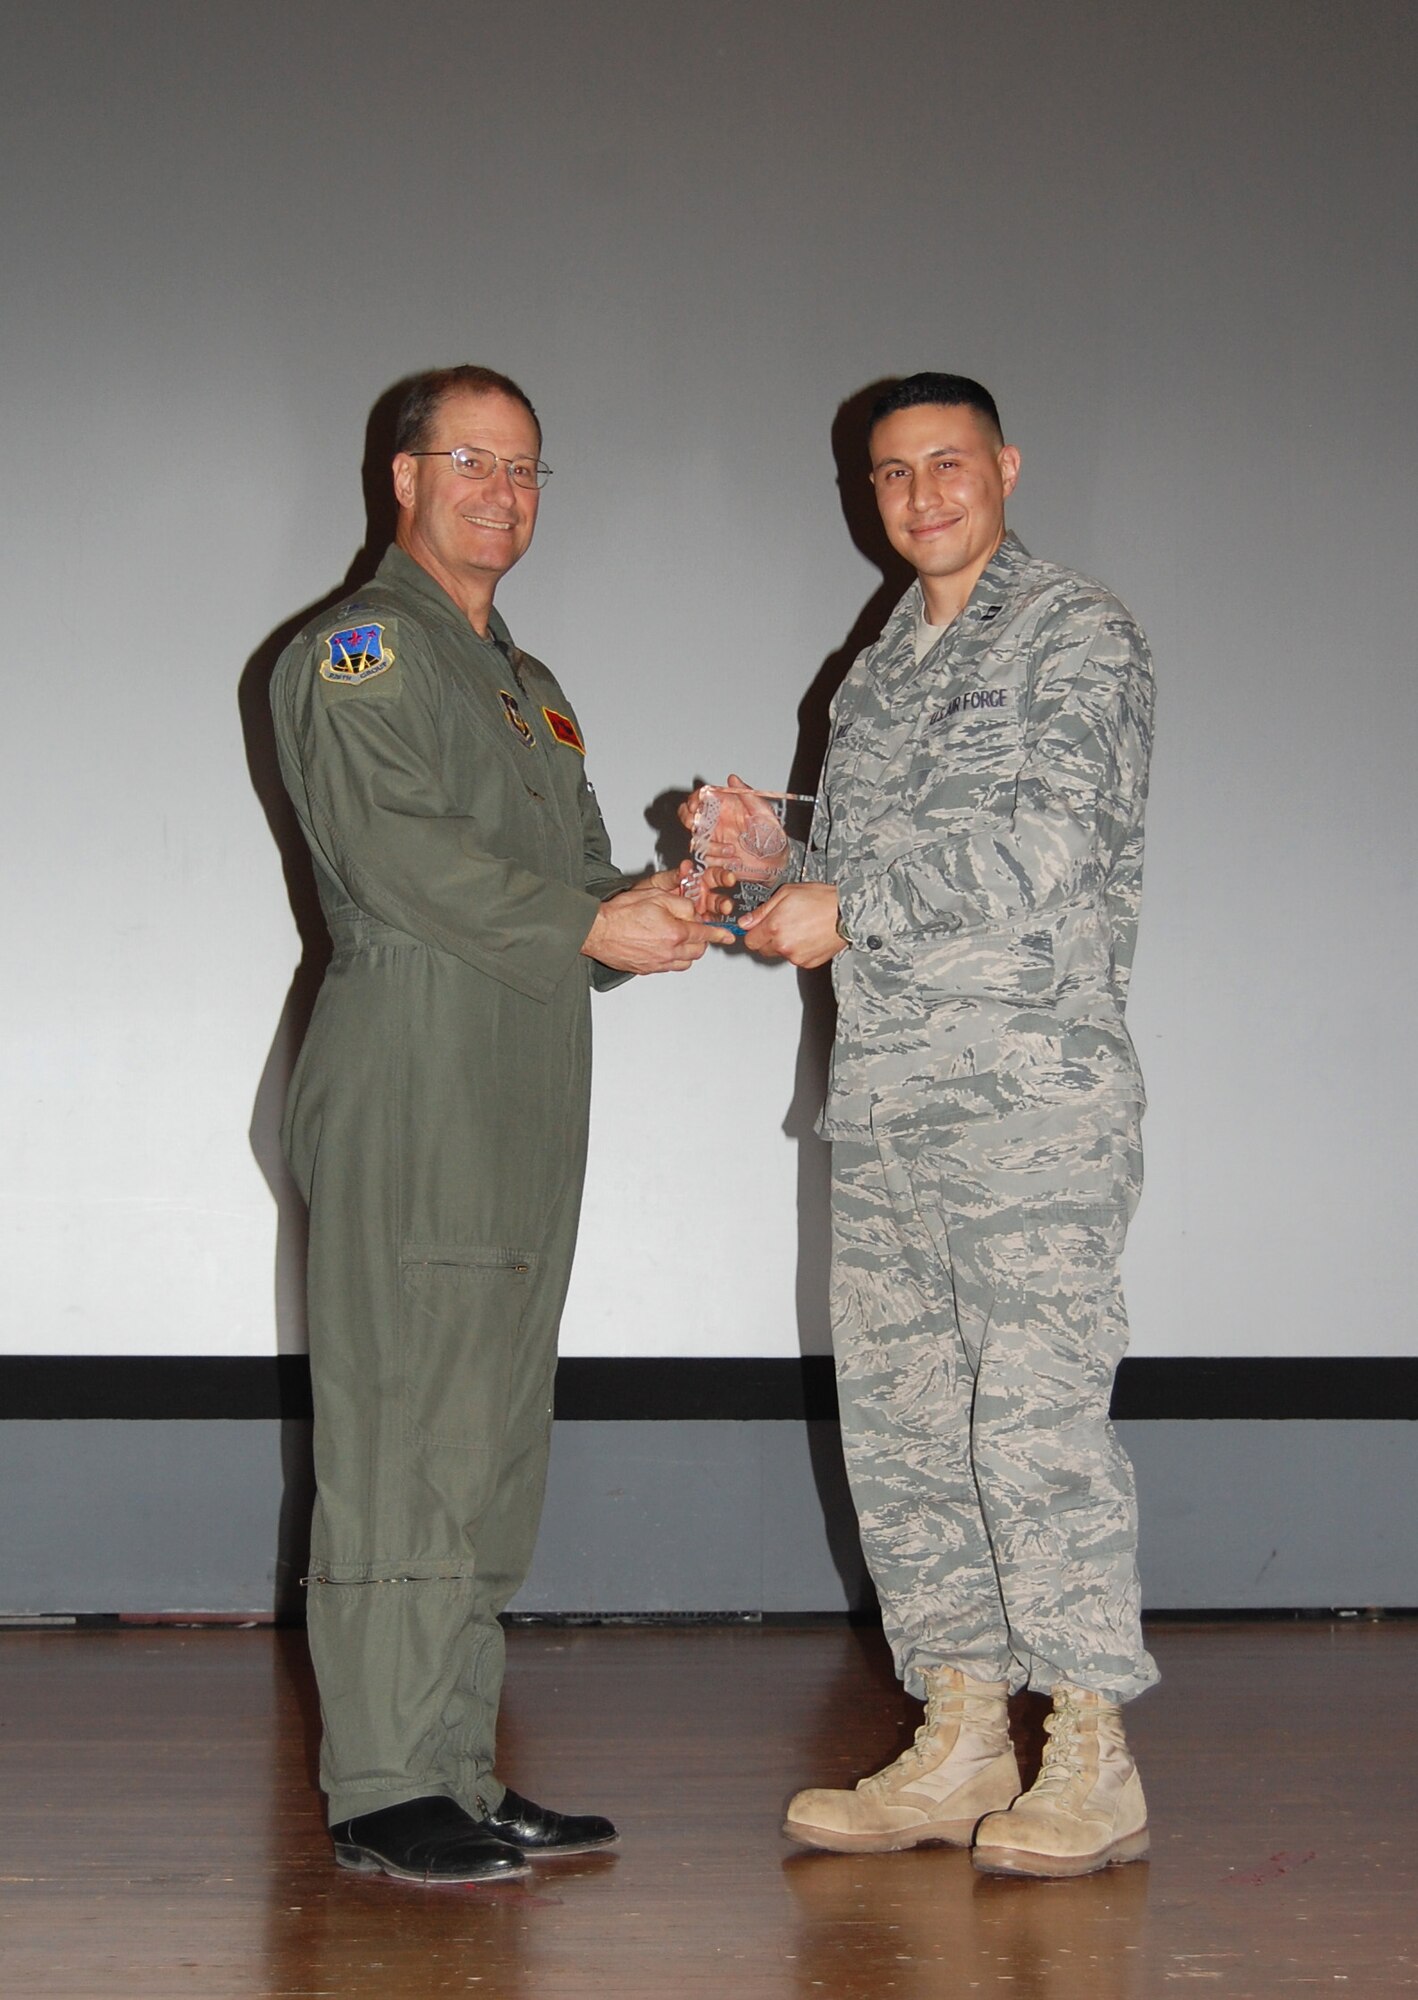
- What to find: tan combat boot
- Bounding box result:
[971,1684,1149,1878]
[783,1667,1020,1853]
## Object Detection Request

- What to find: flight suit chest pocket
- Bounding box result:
[399,1244,538,1452]
[441,719,553,870]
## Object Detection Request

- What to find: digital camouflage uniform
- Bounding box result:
[808,532,1158,1704]
[271,544,630,1825]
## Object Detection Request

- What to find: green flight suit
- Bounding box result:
[270,544,629,1825]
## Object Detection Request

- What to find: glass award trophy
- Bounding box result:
[682,787,814,936]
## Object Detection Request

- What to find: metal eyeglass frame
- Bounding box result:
[406,445,553,490]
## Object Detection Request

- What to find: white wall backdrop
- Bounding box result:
[2,0,1413,1361]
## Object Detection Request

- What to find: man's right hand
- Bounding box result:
[582,888,733,974]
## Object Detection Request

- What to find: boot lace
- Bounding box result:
[1028,1695,1091,1800]
[858,1678,1008,1794]
[860,1683,964,1793]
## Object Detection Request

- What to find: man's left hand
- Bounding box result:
[738,883,847,967]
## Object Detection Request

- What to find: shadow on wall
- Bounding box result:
[236,377,418,1620]
[639,383,911,1617]
[783,380,913,1613]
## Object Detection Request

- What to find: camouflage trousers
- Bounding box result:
[830,1055,1157,1705]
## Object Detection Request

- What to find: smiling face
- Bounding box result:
[869,402,1021,623]
[392,387,542,625]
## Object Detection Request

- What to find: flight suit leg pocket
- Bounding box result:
[399,1244,539,1456]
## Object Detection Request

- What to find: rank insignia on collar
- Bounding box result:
[499,689,536,746]
[541,706,586,754]
[319,621,395,683]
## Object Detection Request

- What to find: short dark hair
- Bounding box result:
[869,372,1002,442]
[394,365,542,454]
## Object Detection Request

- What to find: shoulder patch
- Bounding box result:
[319,620,395,685]
[541,706,585,754]
[499,689,536,746]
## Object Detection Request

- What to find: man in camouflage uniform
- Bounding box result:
[272,366,724,1885]
[725,373,1156,1877]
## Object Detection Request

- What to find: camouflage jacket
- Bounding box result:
[808,533,1155,1137]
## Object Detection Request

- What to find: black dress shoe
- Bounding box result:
[331,1795,529,1883]
[482,1787,618,1856]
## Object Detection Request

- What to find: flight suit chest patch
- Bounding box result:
[318,620,395,684]
[541,706,586,754]
[498,689,536,746]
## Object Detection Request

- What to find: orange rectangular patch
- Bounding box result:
[542,706,585,754]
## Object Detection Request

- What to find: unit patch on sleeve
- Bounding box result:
[541,706,586,754]
[318,621,395,684]
[499,689,536,746]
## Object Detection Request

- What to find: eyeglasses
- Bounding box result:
[407,445,553,490]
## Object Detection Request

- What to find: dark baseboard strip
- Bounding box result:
[6,1607,1418,1633]
[3,1355,1417,1422]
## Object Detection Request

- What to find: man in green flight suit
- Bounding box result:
[271,365,724,1885]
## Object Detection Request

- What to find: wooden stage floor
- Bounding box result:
[1,1618,1414,1997]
